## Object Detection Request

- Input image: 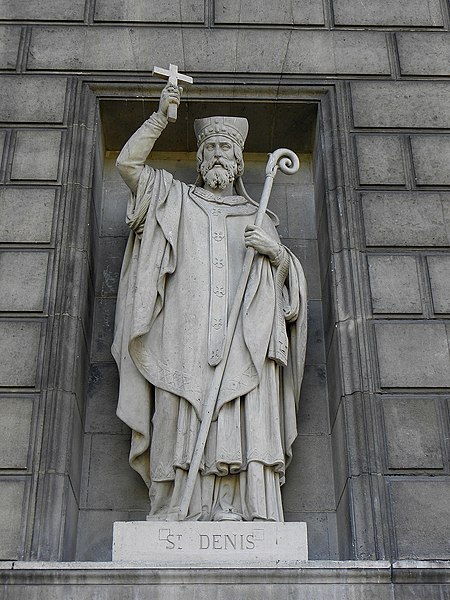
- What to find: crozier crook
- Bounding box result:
[177,148,300,521]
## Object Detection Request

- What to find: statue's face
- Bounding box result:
[203,136,235,163]
[200,135,238,190]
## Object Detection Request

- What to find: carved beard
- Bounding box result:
[200,157,238,190]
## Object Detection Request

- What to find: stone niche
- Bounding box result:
[73,89,346,561]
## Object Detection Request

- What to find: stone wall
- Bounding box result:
[0,0,449,568]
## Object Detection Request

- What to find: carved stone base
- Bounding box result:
[112,521,308,564]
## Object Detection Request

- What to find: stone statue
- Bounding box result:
[112,79,307,522]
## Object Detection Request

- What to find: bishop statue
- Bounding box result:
[112,78,307,522]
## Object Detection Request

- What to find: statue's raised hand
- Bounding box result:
[159,82,182,119]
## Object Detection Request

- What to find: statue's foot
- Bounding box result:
[212,509,243,522]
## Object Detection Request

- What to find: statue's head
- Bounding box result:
[194,117,248,190]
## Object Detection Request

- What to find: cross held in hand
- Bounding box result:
[152,64,193,123]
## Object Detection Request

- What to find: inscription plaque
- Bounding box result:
[112,521,308,564]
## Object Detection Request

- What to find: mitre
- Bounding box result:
[194,116,249,149]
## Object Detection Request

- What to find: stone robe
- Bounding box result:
[112,165,307,521]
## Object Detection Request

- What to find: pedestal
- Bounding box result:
[112,521,308,565]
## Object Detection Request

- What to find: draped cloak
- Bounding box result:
[112,165,307,520]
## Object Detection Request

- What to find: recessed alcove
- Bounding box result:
[74,92,347,561]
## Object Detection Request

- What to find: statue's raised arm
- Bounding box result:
[115,83,181,195]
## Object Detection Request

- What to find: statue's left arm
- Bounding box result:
[244,222,304,366]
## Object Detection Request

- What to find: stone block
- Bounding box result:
[28,27,184,72]
[411,135,450,186]
[305,300,326,366]
[69,397,83,504]
[393,584,444,600]
[284,512,337,560]
[284,239,320,300]
[283,435,335,512]
[348,474,380,560]
[91,297,116,362]
[351,82,450,129]
[76,509,128,561]
[214,0,324,25]
[62,483,79,562]
[321,267,334,351]
[375,323,450,388]
[100,180,129,237]
[336,483,352,560]
[53,318,88,420]
[283,30,390,76]
[43,392,79,477]
[355,135,405,186]
[73,326,90,417]
[361,192,450,247]
[113,521,308,563]
[77,256,94,351]
[0,398,34,469]
[0,321,41,387]
[85,363,128,434]
[333,0,443,27]
[184,29,241,74]
[0,566,400,600]
[0,129,5,161]
[427,255,450,313]
[0,26,20,70]
[382,398,443,470]
[297,365,329,435]
[0,76,66,123]
[0,187,55,243]
[11,130,62,181]
[94,236,127,297]
[286,185,316,239]
[94,0,204,23]
[367,255,422,314]
[397,33,450,76]
[314,150,326,207]
[30,472,71,561]
[389,480,450,559]
[331,401,348,503]
[0,478,26,559]
[326,331,343,425]
[0,0,85,20]
[31,27,390,75]
[0,252,49,312]
[84,434,149,510]
[341,394,371,479]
